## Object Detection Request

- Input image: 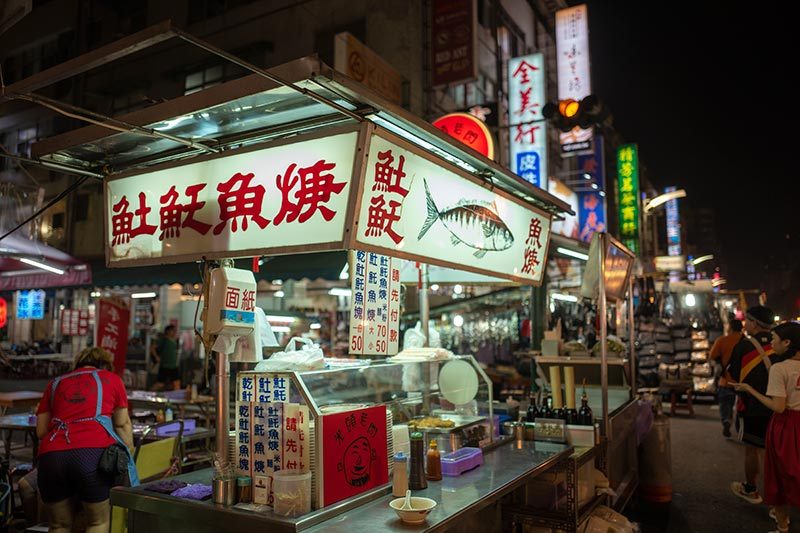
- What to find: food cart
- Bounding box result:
[21,22,575,531]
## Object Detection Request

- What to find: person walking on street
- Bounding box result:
[711,319,744,437]
[151,325,180,390]
[733,321,800,533]
[36,347,138,533]
[727,305,784,505]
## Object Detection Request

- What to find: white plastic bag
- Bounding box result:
[254,337,324,372]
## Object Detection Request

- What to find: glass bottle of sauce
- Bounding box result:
[408,431,428,490]
[578,389,594,426]
[426,440,442,481]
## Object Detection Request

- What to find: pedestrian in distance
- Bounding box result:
[726,305,784,505]
[710,318,744,437]
[733,321,800,533]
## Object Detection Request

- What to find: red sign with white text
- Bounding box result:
[95,299,130,375]
[432,112,495,159]
[0,297,7,329]
[321,405,388,506]
[430,0,477,87]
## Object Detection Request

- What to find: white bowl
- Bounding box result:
[389,496,437,524]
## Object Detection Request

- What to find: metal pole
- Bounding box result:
[628,273,636,397]
[419,263,430,413]
[215,348,230,466]
[599,235,610,438]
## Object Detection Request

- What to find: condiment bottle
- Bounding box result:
[236,476,252,504]
[408,431,428,490]
[426,441,442,481]
[165,407,174,422]
[578,388,594,426]
[526,389,540,422]
[392,452,409,497]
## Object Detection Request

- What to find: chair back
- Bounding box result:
[134,420,184,482]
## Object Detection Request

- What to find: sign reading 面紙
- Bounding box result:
[616,144,640,254]
[355,132,552,285]
[321,405,388,507]
[105,130,358,266]
[555,4,594,155]
[16,289,45,320]
[348,250,400,357]
[508,53,547,189]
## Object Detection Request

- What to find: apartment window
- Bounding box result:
[184,65,225,95]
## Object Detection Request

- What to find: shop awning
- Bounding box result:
[90,251,346,287]
[0,234,91,290]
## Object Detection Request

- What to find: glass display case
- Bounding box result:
[235,355,495,512]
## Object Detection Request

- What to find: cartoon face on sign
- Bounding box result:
[339,436,375,487]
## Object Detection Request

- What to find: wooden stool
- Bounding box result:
[669,388,694,417]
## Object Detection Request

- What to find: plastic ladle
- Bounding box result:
[401,489,413,510]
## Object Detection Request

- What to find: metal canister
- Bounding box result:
[638,412,673,503]
[511,421,525,442]
[524,422,536,441]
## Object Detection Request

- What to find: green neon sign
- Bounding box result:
[616,144,640,254]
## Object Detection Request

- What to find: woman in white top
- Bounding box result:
[734,321,800,533]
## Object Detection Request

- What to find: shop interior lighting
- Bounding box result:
[453,284,464,295]
[583,173,591,180]
[551,292,578,303]
[724,300,734,308]
[599,191,606,197]
[774,316,781,323]
[328,288,352,297]
[430,284,440,292]
[90,291,101,297]
[18,257,64,275]
[273,290,285,298]
[131,292,157,299]
[692,254,714,266]
[684,293,696,307]
[591,183,599,190]
[556,247,589,261]
[272,279,283,285]
[271,326,291,333]
[339,263,349,280]
[310,323,322,330]
[265,315,294,323]
[644,189,687,213]
[453,315,464,327]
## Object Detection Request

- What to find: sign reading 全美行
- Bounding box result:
[508,53,547,189]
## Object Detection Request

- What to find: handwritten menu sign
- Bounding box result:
[237,373,308,506]
[348,250,400,356]
[321,405,388,506]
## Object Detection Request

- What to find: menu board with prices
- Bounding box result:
[348,250,401,357]
[61,309,90,336]
[237,373,309,506]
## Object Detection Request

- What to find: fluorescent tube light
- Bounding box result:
[131,292,157,299]
[19,257,64,275]
[556,247,589,261]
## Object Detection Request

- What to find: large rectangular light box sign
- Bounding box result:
[104,130,359,266]
[555,4,594,155]
[355,131,553,285]
[616,144,640,254]
[508,53,548,189]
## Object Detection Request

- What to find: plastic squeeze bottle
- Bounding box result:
[426,440,442,481]
[392,452,409,497]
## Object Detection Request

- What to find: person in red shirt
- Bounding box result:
[36,347,136,533]
[710,319,744,437]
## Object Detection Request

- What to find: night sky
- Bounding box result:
[581,1,800,316]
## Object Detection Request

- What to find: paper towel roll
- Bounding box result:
[550,366,563,409]
[564,366,576,409]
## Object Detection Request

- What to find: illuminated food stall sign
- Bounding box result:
[104,125,555,285]
[16,289,45,320]
[616,144,640,254]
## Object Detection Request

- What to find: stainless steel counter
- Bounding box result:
[112,440,573,532]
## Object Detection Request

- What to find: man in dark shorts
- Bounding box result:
[727,305,783,504]
[152,325,180,389]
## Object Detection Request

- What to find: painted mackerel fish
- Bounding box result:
[417,179,514,258]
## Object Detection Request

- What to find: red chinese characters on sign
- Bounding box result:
[61,309,90,336]
[514,124,542,145]
[274,160,345,224]
[158,184,211,240]
[214,172,270,234]
[511,60,540,119]
[322,405,388,506]
[95,299,130,375]
[521,217,544,275]
[111,192,158,245]
[432,113,495,159]
[364,150,408,245]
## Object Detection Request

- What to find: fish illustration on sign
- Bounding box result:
[417,179,514,258]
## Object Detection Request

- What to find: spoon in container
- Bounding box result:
[401,489,413,510]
